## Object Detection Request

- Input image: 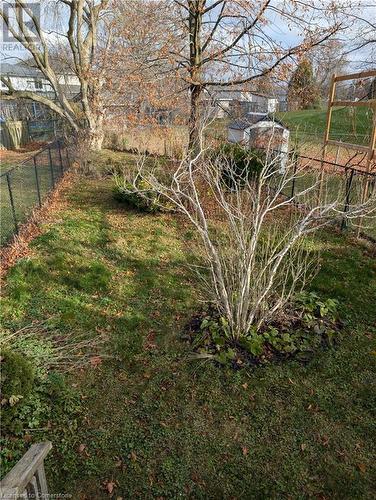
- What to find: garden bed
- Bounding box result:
[0,173,375,498]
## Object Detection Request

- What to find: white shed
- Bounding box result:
[227,113,268,144]
[227,113,290,171]
[248,120,290,171]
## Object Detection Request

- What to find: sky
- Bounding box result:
[0,0,375,71]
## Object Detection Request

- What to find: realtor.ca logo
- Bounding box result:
[1,2,41,43]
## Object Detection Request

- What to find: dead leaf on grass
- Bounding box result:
[78,443,86,454]
[90,356,103,368]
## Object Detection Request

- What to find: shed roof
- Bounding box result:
[228,112,287,130]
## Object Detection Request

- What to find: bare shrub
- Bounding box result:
[0,321,111,374]
[116,138,375,340]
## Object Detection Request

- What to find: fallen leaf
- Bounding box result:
[242,383,248,389]
[105,480,116,494]
[301,443,307,451]
[242,446,249,456]
[146,331,156,342]
[78,444,86,454]
[90,356,103,368]
[358,463,366,473]
[321,435,330,447]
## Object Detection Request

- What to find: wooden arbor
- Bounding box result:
[323,70,376,167]
[321,70,376,196]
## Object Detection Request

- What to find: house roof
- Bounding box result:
[228,112,286,130]
[228,112,267,130]
[1,62,42,77]
[1,61,77,79]
[205,86,277,101]
[1,62,80,98]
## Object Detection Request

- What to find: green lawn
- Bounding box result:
[1,176,375,498]
[277,107,374,145]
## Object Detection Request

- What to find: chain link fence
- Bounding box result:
[273,152,376,240]
[0,140,70,246]
[27,119,63,142]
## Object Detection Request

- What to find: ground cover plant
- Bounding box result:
[0,165,375,498]
[188,291,342,367]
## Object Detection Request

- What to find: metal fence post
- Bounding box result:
[48,147,55,188]
[6,172,18,233]
[26,119,32,142]
[57,141,64,175]
[33,155,42,207]
[65,146,70,170]
[290,153,298,199]
[341,168,354,231]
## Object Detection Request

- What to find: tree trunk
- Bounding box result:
[187,0,204,158]
[84,114,104,151]
[87,127,104,151]
[188,85,202,157]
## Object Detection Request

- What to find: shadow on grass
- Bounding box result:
[1,178,375,499]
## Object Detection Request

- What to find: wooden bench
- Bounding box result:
[0,442,52,499]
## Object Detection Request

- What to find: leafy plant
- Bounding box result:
[0,349,35,431]
[192,291,342,367]
[296,292,337,324]
[213,142,265,188]
[215,348,236,365]
[114,177,168,213]
[239,329,265,356]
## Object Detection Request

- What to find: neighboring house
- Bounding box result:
[204,87,279,118]
[0,62,80,119]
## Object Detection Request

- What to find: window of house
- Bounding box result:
[34,79,43,90]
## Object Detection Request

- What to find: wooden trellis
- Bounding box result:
[323,70,376,155]
[320,70,376,203]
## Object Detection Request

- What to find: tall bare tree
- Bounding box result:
[343,10,376,69]
[0,0,110,150]
[170,0,347,154]
[104,0,184,125]
[309,40,349,98]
